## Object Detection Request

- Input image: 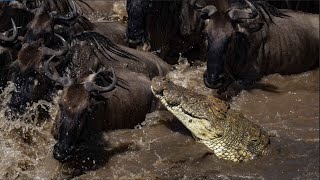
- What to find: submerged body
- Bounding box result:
[151,77,270,162]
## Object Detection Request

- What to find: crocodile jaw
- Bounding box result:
[154,92,217,140]
[153,91,240,162]
[151,87,269,163]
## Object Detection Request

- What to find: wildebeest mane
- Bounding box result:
[252,1,289,23]
[233,0,288,24]
[72,32,140,62]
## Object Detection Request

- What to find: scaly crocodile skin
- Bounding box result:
[151,76,270,162]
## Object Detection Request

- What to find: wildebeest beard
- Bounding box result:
[53,100,92,162]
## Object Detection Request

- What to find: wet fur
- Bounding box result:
[205,2,319,94]
[126,0,208,63]
[53,33,170,161]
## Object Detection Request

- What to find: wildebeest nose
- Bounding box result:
[53,143,73,162]
[128,39,143,48]
[203,70,224,89]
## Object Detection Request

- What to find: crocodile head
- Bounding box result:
[151,77,270,162]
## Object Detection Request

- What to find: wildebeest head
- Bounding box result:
[126,0,151,47]
[8,34,68,113]
[45,56,117,161]
[42,40,118,161]
[24,3,79,44]
[197,0,283,89]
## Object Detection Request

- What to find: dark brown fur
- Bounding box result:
[51,34,170,162]
[203,2,319,96]
[126,0,213,63]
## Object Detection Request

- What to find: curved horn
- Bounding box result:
[199,5,218,19]
[244,0,257,12]
[83,68,117,92]
[243,0,258,18]
[193,0,207,10]
[228,0,258,20]
[50,1,79,25]
[0,18,18,42]
[40,33,69,56]
[44,55,73,87]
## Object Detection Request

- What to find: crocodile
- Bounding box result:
[151,77,270,162]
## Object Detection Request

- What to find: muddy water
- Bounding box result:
[0,63,318,179]
[0,82,61,179]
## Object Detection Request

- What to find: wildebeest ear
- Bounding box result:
[200,5,217,20]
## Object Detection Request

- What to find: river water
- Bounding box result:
[0,0,319,179]
[0,62,318,179]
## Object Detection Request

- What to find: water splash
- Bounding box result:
[0,82,61,179]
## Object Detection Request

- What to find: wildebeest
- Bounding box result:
[126,0,212,63]
[8,33,69,112]
[6,2,82,113]
[198,0,319,96]
[43,32,170,162]
[6,1,127,113]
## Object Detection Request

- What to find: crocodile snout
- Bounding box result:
[151,76,168,94]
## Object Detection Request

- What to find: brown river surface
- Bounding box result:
[0,62,318,179]
[0,1,319,179]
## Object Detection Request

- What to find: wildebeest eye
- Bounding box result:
[241,22,264,33]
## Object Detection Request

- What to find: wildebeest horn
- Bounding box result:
[0,18,18,42]
[244,0,257,12]
[199,5,218,19]
[193,0,207,10]
[83,67,117,92]
[228,0,258,20]
[44,55,73,87]
[50,0,79,25]
[40,33,69,56]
